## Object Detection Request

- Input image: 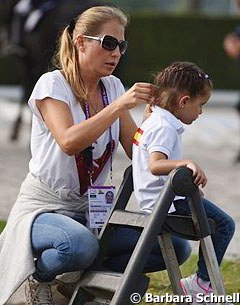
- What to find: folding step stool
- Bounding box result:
[68,166,227,305]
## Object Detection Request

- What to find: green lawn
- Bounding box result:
[140,255,240,304]
[0,220,5,232]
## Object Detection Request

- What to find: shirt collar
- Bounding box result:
[152,106,185,134]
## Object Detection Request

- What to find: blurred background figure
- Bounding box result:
[8,0,70,52]
[0,0,101,141]
[223,0,240,162]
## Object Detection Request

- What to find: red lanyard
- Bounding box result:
[75,81,114,194]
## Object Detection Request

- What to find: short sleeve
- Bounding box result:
[144,126,176,159]
[28,71,73,119]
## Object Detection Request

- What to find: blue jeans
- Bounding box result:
[31,212,191,281]
[173,197,235,281]
[103,227,191,273]
[31,213,99,282]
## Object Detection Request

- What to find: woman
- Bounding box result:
[0,6,191,305]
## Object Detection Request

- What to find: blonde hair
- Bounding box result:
[151,61,213,112]
[53,6,129,102]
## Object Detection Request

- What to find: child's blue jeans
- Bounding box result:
[173,197,235,281]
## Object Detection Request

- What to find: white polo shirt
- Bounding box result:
[132,106,185,214]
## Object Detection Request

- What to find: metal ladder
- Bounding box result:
[68,165,227,305]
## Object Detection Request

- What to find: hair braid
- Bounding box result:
[151,61,212,111]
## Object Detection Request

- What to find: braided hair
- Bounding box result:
[151,61,213,112]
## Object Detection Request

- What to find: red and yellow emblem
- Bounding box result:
[133,128,143,146]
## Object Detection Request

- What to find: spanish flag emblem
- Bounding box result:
[133,128,143,146]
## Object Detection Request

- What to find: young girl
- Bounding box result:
[132,61,235,304]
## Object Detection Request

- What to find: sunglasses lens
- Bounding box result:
[102,35,128,55]
[119,41,128,55]
[102,35,118,51]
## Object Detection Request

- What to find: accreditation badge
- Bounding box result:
[88,186,116,229]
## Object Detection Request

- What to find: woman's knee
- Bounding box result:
[67,228,99,268]
[32,214,99,270]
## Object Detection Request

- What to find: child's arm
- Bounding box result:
[149,152,207,187]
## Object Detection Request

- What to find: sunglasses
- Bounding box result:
[83,34,128,55]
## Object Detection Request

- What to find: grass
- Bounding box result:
[0,220,239,304]
[140,255,240,304]
[0,220,6,232]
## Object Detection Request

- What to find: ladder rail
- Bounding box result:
[172,168,227,302]
[158,233,185,296]
[110,176,176,305]
[69,166,227,305]
[188,192,227,301]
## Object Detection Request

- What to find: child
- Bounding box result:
[132,61,235,304]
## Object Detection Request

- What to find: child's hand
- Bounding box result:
[186,161,207,187]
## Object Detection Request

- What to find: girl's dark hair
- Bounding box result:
[151,61,213,111]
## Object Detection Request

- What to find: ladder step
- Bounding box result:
[80,271,121,300]
[109,211,216,240]
[80,270,150,301]
[109,210,147,227]
[163,215,215,240]
[80,270,121,292]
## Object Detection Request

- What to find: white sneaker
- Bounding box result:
[180,274,234,305]
[25,276,54,305]
[180,274,214,305]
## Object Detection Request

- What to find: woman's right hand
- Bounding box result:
[116,82,157,110]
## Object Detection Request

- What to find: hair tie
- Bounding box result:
[198,73,210,79]
[68,18,76,37]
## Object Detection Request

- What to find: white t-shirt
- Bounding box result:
[132,106,185,214]
[28,70,125,197]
